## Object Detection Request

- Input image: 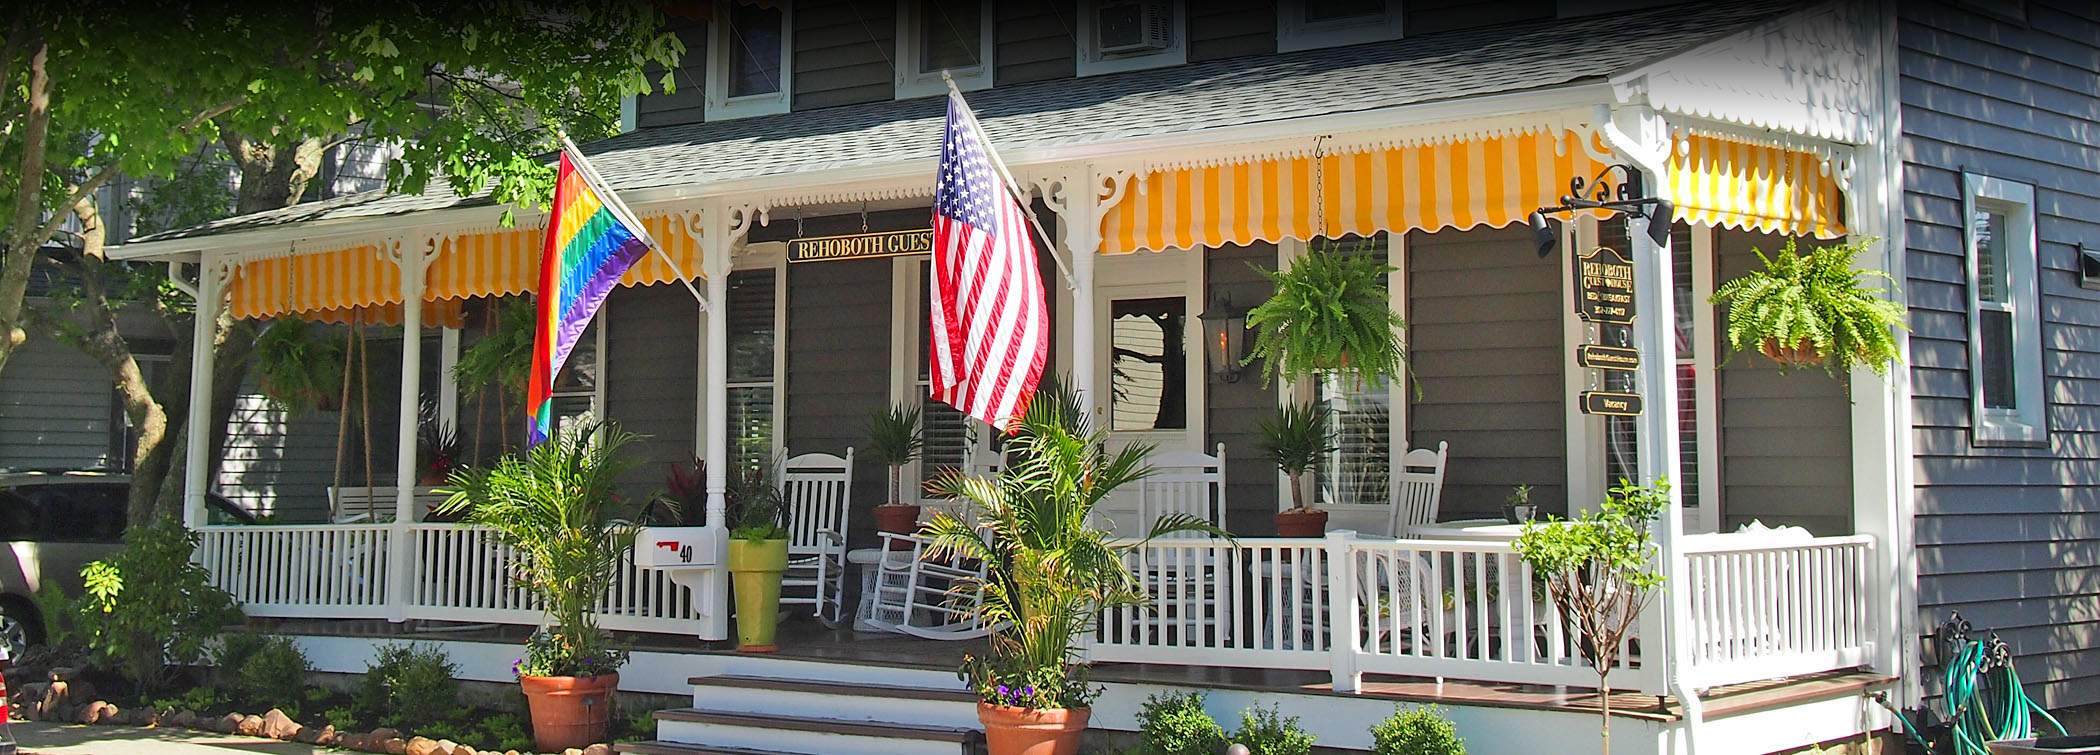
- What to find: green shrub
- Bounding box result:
[147,686,224,715]
[1233,704,1316,755]
[75,520,243,693]
[323,706,358,731]
[1371,705,1465,755]
[234,636,311,715]
[212,634,269,691]
[479,712,533,753]
[354,642,460,731]
[1137,691,1227,755]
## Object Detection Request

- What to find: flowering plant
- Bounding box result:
[959,653,1101,709]
[513,626,628,679]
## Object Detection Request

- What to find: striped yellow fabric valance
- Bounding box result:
[228,213,703,323]
[1101,130,1609,255]
[1100,129,1846,254]
[1666,133,1846,238]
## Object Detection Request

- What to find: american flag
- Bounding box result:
[929,92,1046,433]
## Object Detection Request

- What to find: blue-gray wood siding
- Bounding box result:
[1405,225,1568,518]
[637,17,707,128]
[1189,1,1273,62]
[1900,0,2100,710]
[1714,228,1853,535]
[0,337,114,471]
[1205,242,1280,535]
[605,283,701,497]
[794,0,896,110]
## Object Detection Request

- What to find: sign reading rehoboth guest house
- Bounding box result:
[1576,245,1636,323]
[787,229,934,263]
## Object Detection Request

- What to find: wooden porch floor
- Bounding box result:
[255,617,1892,724]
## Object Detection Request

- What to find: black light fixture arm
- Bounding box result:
[1526,163,1676,257]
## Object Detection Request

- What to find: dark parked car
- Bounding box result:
[0,471,255,658]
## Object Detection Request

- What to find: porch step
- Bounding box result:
[615,742,793,755]
[652,708,983,755]
[689,674,982,729]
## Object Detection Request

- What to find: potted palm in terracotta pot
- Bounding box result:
[724,456,790,652]
[1260,400,1337,537]
[1709,238,1906,380]
[924,380,1227,755]
[437,420,641,752]
[865,403,925,547]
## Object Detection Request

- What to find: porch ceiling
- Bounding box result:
[116,1,1805,257]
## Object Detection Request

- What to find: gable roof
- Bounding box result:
[127,1,1803,248]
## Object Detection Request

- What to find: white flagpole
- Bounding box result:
[555,131,709,312]
[941,73,1078,291]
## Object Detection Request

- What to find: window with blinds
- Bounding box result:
[726,268,777,474]
[1311,233,1394,508]
[550,315,602,436]
[1597,220,1701,509]
[1963,173,2043,444]
[916,261,974,491]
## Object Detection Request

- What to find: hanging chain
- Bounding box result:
[861,200,870,233]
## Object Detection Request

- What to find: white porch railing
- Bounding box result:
[198,524,708,636]
[1679,534,1875,691]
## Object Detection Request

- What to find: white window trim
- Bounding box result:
[896,0,994,98]
[1684,226,1720,533]
[730,243,789,461]
[706,0,793,121]
[1277,1,1403,53]
[1074,0,1187,77]
[1963,172,2045,445]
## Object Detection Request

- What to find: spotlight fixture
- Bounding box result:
[1528,211,1559,258]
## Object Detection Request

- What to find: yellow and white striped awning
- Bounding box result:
[227,213,703,324]
[1100,129,1845,254]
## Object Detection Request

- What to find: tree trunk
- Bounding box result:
[221,131,328,215]
[0,36,50,377]
[1598,675,1612,755]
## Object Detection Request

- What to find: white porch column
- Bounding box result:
[387,237,432,622]
[1049,163,1132,416]
[696,202,760,642]
[1606,105,1686,700]
[181,256,226,529]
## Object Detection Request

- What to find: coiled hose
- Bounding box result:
[1878,616,2066,755]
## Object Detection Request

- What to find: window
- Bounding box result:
[1075,0,1186,77]
[726,268,780,472]
[707,0,792,120]
[1596,220,1714,526]
[1277,0,1402,53]
[549,317,604,437]
[1110,297,1188,432]
[897,0,993,97]
[1964,173,2044,444]
[1308,234,1396,508]
[896,260,982,499]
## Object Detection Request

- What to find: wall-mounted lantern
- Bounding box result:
[1198,292,1253,383]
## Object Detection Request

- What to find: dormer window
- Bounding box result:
[1278,0,1403,52]
[897,0,993,98]
[708,0,792,120]
[1076,0,1186,77]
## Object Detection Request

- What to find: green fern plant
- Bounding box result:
[1243,239,1408,387]
[252,320,348,414]
[1708,238,1906,379]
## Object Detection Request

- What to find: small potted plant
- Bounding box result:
[724,456,789,653]
[1709,238,1906,379]
[1501,485,1536,524]
[1243,239,1409,387]
[253,320,348,413]
[416,408,462,486]
[924,380,1226,755]
[643,457,708,526]
[864,403,925,546]
[436,420,641,752]
[1260,401,1337,537]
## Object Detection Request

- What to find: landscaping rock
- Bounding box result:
[33,680,69,720]
[405,736,440,755]
[260,709,302,740]
[370,727,401,742]
[583,745,611,755]
[436,739,463,755]
[170,710,199,728]
[236,712,265,736]
[563,748,583,755]
[76,700,114,724]
[338,732,369,751]
[384,736,409,755]
[14,682,46,718]
[315,726,342,746]
[216,713,244,734]
[454,746,477,755]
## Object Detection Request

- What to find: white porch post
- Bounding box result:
[1607,105,1686,701]
[181,255,225,529]
[1053,163,1132,416]
[696,201,761,642]
[1861,0,1918,708]
[387,237,431,623]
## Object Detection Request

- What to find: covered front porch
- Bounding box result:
[112,6,1909,749]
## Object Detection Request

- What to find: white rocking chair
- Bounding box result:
[779,449,852,626]
[1125,444,1230,646]
[864,532,996,640]
[1388,442,1449,538]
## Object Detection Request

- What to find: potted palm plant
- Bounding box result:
[865,403,925,546]
[924,379,1228,755]
[436,420,641,752]
[415,404,461,486]
[1260,400,1337,537]
[1243,239,1409,387]
[1709,238,1906,379]
[724,456,790,653]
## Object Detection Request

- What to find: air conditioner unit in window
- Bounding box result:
[1097,0,1173,55]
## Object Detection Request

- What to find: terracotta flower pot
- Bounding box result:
[1759,337,1824,366]
[728,538,790,652]
[1273,508,1329,538]
[417,471,447,486]
[873,504,922,549]
[519,672,617,752]
[978,703,1089,755]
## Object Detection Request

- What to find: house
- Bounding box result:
[101,0,2100,752]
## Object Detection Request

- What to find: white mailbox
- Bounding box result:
[634,526,723,569]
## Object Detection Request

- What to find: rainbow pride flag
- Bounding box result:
[526,144,657,446]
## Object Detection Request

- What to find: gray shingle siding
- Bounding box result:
[1405,225,1567,519]
[1900,0,2100,710]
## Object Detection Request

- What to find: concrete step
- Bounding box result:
[682,652,964,692]
[615,742,792,755]
[689,673,982,729]
[653,708,982,755]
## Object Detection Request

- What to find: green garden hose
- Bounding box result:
[1877,616,2066,755]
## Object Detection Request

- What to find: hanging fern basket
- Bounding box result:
[1758,337,1824,366]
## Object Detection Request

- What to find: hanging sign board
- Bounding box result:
[787,229,934,263]
[1576,246,1636,323]
[1580,391,1644,417]
[1576,345,1641,371]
